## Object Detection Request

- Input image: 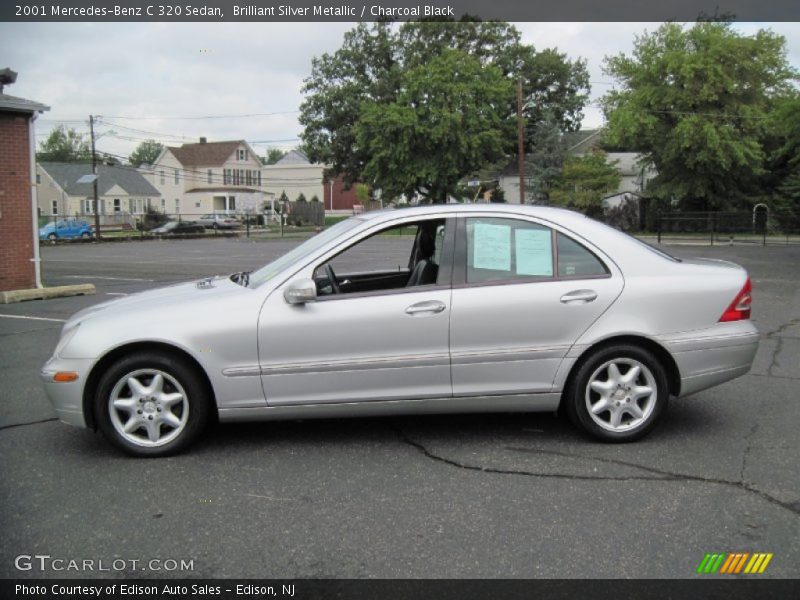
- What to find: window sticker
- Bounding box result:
[515,229,553,276]
[473,223,511,271]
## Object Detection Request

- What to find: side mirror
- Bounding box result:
[283,278,317,305]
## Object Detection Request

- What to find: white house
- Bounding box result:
[262,150,325,204]
[148,138,267,217]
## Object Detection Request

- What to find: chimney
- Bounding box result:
[199,137,207,144]
[0,68,18,94]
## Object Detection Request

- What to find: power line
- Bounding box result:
[99,110,300,120]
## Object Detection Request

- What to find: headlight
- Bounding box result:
[54,323,80,357]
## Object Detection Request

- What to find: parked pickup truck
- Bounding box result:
[39,219,94,241]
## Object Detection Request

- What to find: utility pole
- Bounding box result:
[89,115,101,241]
[517,79,525,204]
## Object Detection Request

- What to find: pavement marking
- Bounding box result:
[106,292,128,296]
[0,314,66,323]
[63,275,155,282]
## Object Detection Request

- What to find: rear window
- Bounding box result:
[557,233,608,277]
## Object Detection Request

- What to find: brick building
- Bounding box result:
[0,69,49,292]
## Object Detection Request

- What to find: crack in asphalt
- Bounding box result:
[0,417,58,432]
[767,335,784,377]
[0,326,61,338]
[740,423,759,483]
[763,318,800,338]
[394,428,800,518]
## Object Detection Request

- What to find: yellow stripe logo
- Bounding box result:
[697,552,773,574]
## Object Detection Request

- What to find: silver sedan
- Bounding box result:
[41,205,759,456]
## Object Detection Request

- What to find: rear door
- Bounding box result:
[449,215,624,396]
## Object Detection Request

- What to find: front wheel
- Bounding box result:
[95,352,212,457]
[564,344,669,442]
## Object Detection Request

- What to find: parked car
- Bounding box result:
[39,219,94,241]
[41,205,759,456]
[196,214,241,229]
[150,221,205,235]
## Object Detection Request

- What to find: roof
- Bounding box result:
[0,93,49,114]
[39,162,160,197]
[185,187,264,194]
[274,149,312,166]
[563,129,603,153]
[168,140,244,167]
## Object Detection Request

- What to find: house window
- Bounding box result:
[160,170,165,185]
[114,198,121,213]
[160,198,165,210]
[257,171,261,187]
[195,202,201,208]
[174,169,180,184]
[245,170,252,186]
[207,169,213,184]
[229,197,236,211]
[129,199,135,214]
[51,200,58,215]
[175,198,180,213]
[233,170,239,185]
[84,199,95,214]
[238,149,246,161]
[224,169,231,185]
[36,174,41,184]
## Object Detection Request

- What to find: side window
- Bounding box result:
[465,217,553,284]
[315,219,448,296]
[556,233,608,277]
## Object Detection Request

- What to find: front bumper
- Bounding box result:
[40,356,95,428]
[661,322,760,397]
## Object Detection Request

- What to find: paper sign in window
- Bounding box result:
[473,223,511,271]
[515,229,553,276]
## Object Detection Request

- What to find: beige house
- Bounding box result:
[37,162,160,227]
[262,150,325,205]
[148,138,267,217]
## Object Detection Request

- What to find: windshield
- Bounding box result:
[248,218,364,287]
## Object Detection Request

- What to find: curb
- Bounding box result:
[0,284,96,304]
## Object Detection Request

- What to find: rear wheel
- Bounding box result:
[47,233,56,241]
[81,231,90,238]
[565,344,669,442]
[95,352,212,457]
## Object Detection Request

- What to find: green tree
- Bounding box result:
[299,19,589,200]
[296,193,307,202]
[602,22,796,211]
[549,151,621,217]
[356,49,513,203]
[128,139,164,167]
[279,191,289,203]
[762,94,800,210]
[355,183,370,204]
[262,148,288,165]
[36,125,91,162]
[524,116,567,203]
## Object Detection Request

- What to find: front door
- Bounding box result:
[257,217,454,406]
[449,215,624,396]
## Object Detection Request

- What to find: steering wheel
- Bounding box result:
[325,264,341,294]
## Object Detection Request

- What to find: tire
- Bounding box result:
[81,232,90,238]
[564,344,669,443]
[47,233,56,241]
[94,351,212,457]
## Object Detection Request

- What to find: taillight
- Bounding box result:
[719,277,752,322]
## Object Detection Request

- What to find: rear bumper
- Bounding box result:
[40,356,94,428]
[659,322,759,397]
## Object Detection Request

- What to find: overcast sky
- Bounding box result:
[1,21,798,160]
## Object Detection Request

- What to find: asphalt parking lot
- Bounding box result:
[0,237,798,579]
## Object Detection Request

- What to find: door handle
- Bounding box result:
[405,300,446,315]
[560,289,598,304]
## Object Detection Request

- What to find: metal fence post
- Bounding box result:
[656,211,662,244]
[710,212,715,246]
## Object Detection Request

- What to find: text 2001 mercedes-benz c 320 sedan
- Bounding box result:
[42,205,759,456]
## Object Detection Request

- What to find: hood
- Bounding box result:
[65,275,246,327]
